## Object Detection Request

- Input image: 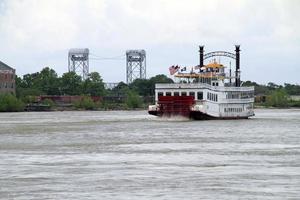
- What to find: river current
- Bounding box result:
[0,109,299,199]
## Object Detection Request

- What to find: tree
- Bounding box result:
[267,82,280,90]
[284,83,300,95]
[74,96,97,110]
[242,81,259,87]
[129,79,151,96]
[61,72,82,95]
[125,90,142,108]
[0,93,24,112]
[128,75,174,96]
[149,74,173,84]
[243,80,270,95]
[266,89,289,107]
[149,74,173,95]
[83,72,105,96]
[38,67,60,95]
[22,73,39,88]
[16,67,60,97]
[16,73,44,98]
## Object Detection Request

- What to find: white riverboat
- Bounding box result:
[148,45,255,119]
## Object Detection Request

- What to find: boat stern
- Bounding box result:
[148,104,159,116]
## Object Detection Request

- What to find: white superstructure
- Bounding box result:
[152,82,254,118]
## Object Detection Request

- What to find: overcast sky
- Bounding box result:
[0,0,299,84]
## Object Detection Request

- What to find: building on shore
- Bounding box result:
[0,61,16,94]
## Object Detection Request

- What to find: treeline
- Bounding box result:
[6,67,173,111]
[243,81,300,107]
[1,67,300,111]
[16,67,106,98]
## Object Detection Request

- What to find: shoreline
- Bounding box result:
[2,106,300,113]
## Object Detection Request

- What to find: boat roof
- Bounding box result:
[174,72,225,79]
[203,62,224,68]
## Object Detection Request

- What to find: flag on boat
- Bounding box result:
[169,65,180,75]
[180,67,187,72]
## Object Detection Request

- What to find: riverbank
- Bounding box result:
[254,101,300,109]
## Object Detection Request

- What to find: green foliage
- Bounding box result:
[74,96,97,110]
[243,81,300,96]
[41,98,55,108]
[125,90,142,109]
[17,88,44,99]
[21,95,36,104]
[242,81,269,95]
[266,89,289,107]
[16,67,60,97]
[129,79,151,96]
[288,100,300,107]
[149,74,174,84]
[0,93,24,112]
[61,72,82,95]
[38,67,60,95]
[83,72,106,96]
[129,74,173,96]
[284,83,300,95]
[149,74,173,95]
[107,82,129,96]
[14,67,300,110]
[100,101,128,110]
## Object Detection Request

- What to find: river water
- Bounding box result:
[0,109,299,199]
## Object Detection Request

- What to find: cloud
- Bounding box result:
[1,0,299,49]
[0,0,299,83]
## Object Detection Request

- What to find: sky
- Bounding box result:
[0,0,299,84]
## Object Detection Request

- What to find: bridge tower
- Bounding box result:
[68,48,89,80]
[126,50,146,84]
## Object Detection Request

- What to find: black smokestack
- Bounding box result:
[199,46,204,67]
[235,45,240,87]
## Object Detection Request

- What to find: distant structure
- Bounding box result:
[0,61,16,94]
[68,48,89,80]
[126,50,146,84]
[104,82,119,90]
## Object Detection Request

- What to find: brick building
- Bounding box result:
[0,61,16,94]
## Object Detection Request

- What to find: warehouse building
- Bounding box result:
[0,61,16,94]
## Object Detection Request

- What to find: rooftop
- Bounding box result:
[203,62,224,68]
[0,60,14,71]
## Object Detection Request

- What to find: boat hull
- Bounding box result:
[148,110,250,120]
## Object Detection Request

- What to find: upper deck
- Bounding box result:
[156,83,254,92]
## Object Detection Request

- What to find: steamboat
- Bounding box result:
[148,45,255,119]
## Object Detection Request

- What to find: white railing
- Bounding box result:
[219,98,255,103]
[156,83,254,92]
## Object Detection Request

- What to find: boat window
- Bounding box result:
[226,92,241,99]
[197,92,203,100]
[174,92,179,96]
[166,92,172,96]
[216,82,219,86]
[181,92,187,96]
[158,92,163,97]
[189,92,195,98]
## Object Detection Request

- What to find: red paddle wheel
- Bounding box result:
[157,96,195,117]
